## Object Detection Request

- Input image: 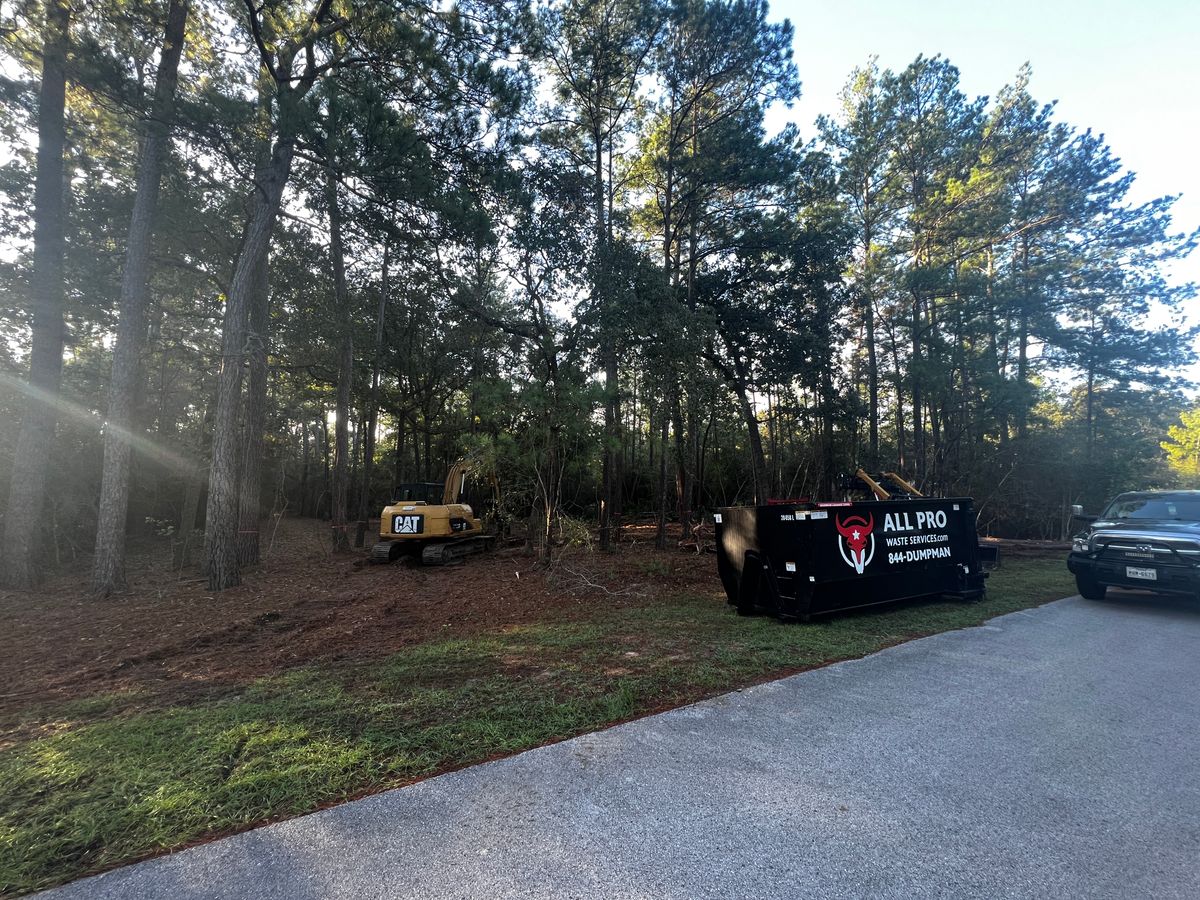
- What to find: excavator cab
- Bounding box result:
[392,482,444,504]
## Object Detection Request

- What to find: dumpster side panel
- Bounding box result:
[715,499,987,620]
[715,505,811,616]
[715,506,760,606]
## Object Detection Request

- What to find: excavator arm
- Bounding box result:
[882,471,923,497]
[854,468,891,500]
[441,456,501,508]
[442,460,470,505]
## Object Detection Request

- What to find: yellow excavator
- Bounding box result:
[370,457,499,565]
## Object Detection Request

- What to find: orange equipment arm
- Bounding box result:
[855,468,890,500]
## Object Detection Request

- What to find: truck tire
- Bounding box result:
[1076,574,1106,601]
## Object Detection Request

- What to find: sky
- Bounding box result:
[768,0,1200,286]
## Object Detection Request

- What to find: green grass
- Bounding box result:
[0,558,1072,895]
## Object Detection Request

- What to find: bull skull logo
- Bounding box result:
[835,513,875,574]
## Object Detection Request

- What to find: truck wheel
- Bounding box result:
[1076,574,1106,601]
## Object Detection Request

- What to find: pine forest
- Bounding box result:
[1,0,1198,593]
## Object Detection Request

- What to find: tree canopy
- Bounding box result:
[0,0,1196,590]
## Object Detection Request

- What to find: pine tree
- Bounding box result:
[2,0,71,589]
[91,0,190,597]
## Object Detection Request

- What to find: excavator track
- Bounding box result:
[420,535,495,566]
[369,541,404,563]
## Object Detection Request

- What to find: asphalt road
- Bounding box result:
[39,592,1200,900]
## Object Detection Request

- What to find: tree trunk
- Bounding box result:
[820,366,836,499]
[911,293,924,480]
[422,416,431,482]
[236,246,270,565]
[593,120,619,552]
[349,410,360,524]
[672,390,691,532]
[355,240,389,548]
[174,459,204,571]
[204,124,298,590]
[411,421,422,484]
[890,326,905,469]
[327,162,353,552]
[2,0,70,590]
[655,398,669,550]
[92,0,189,595]
[864,289,879,468]
[656,98,680,546]
[174,387,210,570]
[298,418,311,517]
[1085,314,1097,464]
[601,345,618,549]
[765,387,778,496]
[232,72,279,569]
[1016,234,1031,439]
[319,413,331,518]
[393,419,406,488]
[733,376,768,505]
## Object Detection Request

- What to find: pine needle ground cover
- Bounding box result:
[1,557,1073,895]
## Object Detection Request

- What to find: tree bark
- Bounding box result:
[319,413,331,518]
[735,385,768,505]
[672,390,690,531]
[594,121,619,552]
[327,156,353,552]
[355,240,389,548]
[393,419,406,488]
[2,0,70,590]
[298,417,311,517]
[232,70,279,569]
[204,126,297,590]
[655,398,670,550]
[174,459,204,571]
[202,0,345,588]
[92,0,189,595]
[864,289,879,468]
[1016,234,1031,439]
[236,246,270,565]
[601,344,618,549]
[911,293,924,480]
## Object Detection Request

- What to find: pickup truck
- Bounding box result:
[1067,490,1200,601]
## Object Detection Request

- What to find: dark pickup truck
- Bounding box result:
[1067,490,1200,601]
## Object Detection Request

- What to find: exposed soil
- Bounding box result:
[0,518,1065,714]
[0,519,718,710]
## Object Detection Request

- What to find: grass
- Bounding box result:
[0,558,1073,895]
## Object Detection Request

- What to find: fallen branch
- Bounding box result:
[677,521,715,555]
[550,562,649,598]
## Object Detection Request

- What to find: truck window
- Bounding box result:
[1103,498,1200,520]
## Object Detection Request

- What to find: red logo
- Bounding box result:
[835,513,875,574]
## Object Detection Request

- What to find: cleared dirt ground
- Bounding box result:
[0,519,716,708]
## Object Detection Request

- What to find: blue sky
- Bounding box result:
[767,0,1200,290]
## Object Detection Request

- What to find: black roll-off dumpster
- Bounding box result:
[715,498,992,621]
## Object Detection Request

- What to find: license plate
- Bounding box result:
[1126,566,1157,581]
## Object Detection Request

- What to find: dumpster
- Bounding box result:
[715,497,993,621]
